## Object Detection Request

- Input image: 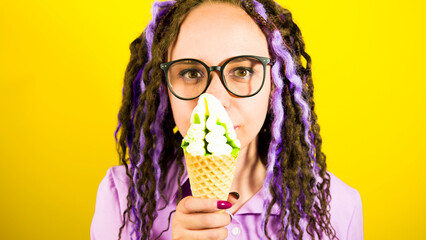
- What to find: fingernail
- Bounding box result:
[229,192,240,200]
[217,201,232,209]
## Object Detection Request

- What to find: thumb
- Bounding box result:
[227,192,240,206]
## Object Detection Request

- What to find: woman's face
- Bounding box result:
[167,2,271,151]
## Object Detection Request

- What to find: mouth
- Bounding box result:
[234,125,240,130]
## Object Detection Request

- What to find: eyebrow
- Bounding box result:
[179,60,199,64]
[173,56,253,65]
[171,58,207,64]
[228,57,253,63]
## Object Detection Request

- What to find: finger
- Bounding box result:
[227,192,239,206]
[180,227,228,240]
[178,212,231,230]
[177,196,232,214]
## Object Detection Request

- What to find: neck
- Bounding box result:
[229,137,266,214]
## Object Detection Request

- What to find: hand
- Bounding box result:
[171,197,232,240]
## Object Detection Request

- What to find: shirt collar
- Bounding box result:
[163,158,280,216]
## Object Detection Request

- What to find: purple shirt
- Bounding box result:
[91,160,363,240]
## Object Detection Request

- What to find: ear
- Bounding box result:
[270,82,275,98]
[268,79,276,113]
[268,62,276,99]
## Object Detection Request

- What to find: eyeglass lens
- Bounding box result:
[167,56,264,99]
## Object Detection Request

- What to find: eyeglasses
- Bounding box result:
[160,55,272,100]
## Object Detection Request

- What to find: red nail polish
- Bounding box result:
[217,201,232,209]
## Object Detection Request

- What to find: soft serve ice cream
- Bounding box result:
[181,93,240,158]
[181,93,240,200]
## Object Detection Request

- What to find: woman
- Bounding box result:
[91,0,363,239]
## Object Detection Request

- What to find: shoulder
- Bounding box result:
[327,171,364,239]
[108,165,131,188]
[101,165,131,212]
[328,171,361,205]
[98,165,130,204]
[90,165,131,240]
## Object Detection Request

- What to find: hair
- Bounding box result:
[114,0,338,239]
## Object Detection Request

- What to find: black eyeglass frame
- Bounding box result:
[159,55,272,100]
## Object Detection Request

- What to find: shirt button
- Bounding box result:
[231,227,240,236]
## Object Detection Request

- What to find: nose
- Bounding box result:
[205,70,230,108]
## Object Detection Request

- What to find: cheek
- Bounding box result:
[258,74,272,116]
[168,91,196,137]
[256,77,271,125]
[254,83,270,128]
[238,76,271,147]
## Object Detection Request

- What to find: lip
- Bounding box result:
[234,125,240,130]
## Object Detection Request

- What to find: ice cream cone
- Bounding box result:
[181,93,241,204]
[184,153,237,201]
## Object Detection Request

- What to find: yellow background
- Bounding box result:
[1,0,425,239]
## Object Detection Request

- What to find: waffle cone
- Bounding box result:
[184,153,237,201]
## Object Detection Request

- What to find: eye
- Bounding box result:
[180,69,204,79]
[231,67,254,78]
[235,68,248,77]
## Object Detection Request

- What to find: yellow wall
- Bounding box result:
[0,0,424,239]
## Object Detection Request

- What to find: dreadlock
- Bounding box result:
[114,0,338,239]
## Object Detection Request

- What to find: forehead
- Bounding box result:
[168,2,269,64]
